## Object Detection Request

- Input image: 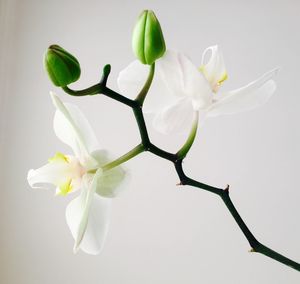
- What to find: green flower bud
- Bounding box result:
[132,10,166,65]
[44,45,81,87]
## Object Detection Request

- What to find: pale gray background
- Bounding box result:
[1,0,300,283]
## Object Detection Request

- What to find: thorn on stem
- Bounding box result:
[224,184,230,193]
[249,248,256,253]
[176,181,183,186]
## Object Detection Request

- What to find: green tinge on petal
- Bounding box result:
[200,45,227,92]
[218,72,228,85]
[90,150,127,198]
[73,169,103,252]
[96,167,126,198]
[51,92,99,170]
[199,65,228,92]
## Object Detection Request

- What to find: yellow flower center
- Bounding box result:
[199,65,228,93]
[48,152,84,196]
[58,179,73,196]
[48,152,69,163]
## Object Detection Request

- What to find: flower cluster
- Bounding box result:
[28,10,278,256]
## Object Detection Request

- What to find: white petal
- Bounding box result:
[200,45,227,90]
[66,195,111,255]
[51,93,99,167]
[117,60,148,99]
[91,150,127,198]
[152,97,196,134]
[66,169,111,255]
[157,50,212,109]
[208,68,278,117]
[27,161,72,190]
[117,60,172,112]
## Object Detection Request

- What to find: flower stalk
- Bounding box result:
[176,111,199,159]
[102,144,145,171]
[59,64,300,271]
[135,63,155,105]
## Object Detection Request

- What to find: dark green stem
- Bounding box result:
[133,106,151,146]
[220,187,258,247]
[61,64,300,272]
[62,64,112,96]
[175,160,300,271]
[175,161,223,195]
[102,87,136,107]
[63,84,102,96]
[119,88,300,271]
[148,143,176,161]
[254,243,300,270]
[62,64,136,108]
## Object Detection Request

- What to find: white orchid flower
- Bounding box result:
[27,92,126,254]
[118,45,278,134]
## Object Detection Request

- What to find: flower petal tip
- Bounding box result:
[49,91,57,101]
[73,244,80,254]
[27,169,35,188]
[50,92,61,108]
[272,67,280,76]
[265,67,280,79]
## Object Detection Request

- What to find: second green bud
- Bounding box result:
[132,10,166,65]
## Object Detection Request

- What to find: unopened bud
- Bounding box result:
[44,45,81,87]
[132,10,166,65]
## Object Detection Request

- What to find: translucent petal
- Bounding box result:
[51,92,99,167]
[66,195,111,255]
[92,150,127,198]
[200,45,227,91]
[157,50,212,109]
[117,60,173,113]
[208,68,278,117]
[66,169,111,255]
[117,60,148,99]
[152,97,195,134]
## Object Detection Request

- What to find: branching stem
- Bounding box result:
[62,64,300,272]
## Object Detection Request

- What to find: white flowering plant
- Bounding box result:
[28,10,299,271]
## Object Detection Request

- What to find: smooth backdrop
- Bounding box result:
[1,0,300,283]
